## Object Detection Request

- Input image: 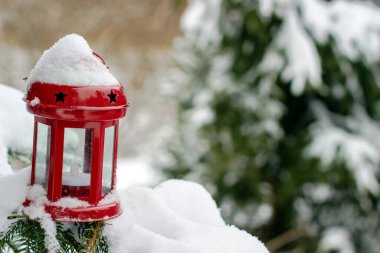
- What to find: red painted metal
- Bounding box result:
[30,121,38,185]
[45,202,121,222]
[24,80,127,222]
[91,125,104,204]
[24,200,121,222]
[24,83,127,121]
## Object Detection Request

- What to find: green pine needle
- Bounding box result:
[0,216,109,253]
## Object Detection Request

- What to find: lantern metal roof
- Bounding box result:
[24,82,128,121]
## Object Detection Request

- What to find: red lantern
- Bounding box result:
[23,58,128,222]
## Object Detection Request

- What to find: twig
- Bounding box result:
[85,222,105,253]
[266,226,309,252]
[7,215,29,220]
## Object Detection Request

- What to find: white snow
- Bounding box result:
[0,168,30,231]
[21,185,60,253]
[30,97,40,106]
[0,84,34,175]
[278,9,321,95]
[300,0,380,63]
[181,0,222,49]
[26,184,48,202]
[23,204,60,253]
[52,197,91,209]
[98,191,120,205]
[105,180,269,253]
[307,103,380,195]
[258,0,380,64]
[257,0,380,96]
[154,180,224,226]
[0,170,268,253]
[320,227,354,253]
[27,34,119,88]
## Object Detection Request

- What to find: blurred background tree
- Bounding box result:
[163,0,380,252]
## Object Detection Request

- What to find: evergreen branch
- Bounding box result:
[79,222,109,253]
[56,223,81,253]
[6,241,21,253]
[85,223,101,253]
[7,215,29,220]
[1,216,110,253]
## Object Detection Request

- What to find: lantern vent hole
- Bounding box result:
[107,91,117,103]
[55,92,67,103]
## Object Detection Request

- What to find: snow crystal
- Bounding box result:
[27,34,119,88]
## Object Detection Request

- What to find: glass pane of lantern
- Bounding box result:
[102,126,115,195]
[62,128,93,198]
[35,123,51,189]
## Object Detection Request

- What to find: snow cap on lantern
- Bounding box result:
[25,34,127,121]
[24,34,128,222]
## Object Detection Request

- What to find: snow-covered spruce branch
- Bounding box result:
[0,215,108,253]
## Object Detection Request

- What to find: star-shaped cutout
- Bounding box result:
[108,91,117,103]
[55,92,67,103]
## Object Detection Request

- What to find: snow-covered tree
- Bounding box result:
[164,0,380,252]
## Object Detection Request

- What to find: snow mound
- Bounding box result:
[27,34,119,88]
[106,180,269,253]
[154,180,225,226]
[0,84,34,175]
[0,172,268,253]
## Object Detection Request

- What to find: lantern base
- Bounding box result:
[24,200,121,222]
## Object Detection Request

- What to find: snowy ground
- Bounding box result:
[0,168,269,253]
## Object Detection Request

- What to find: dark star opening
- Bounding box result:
[108,91,117,103]
[55,92,67,103]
